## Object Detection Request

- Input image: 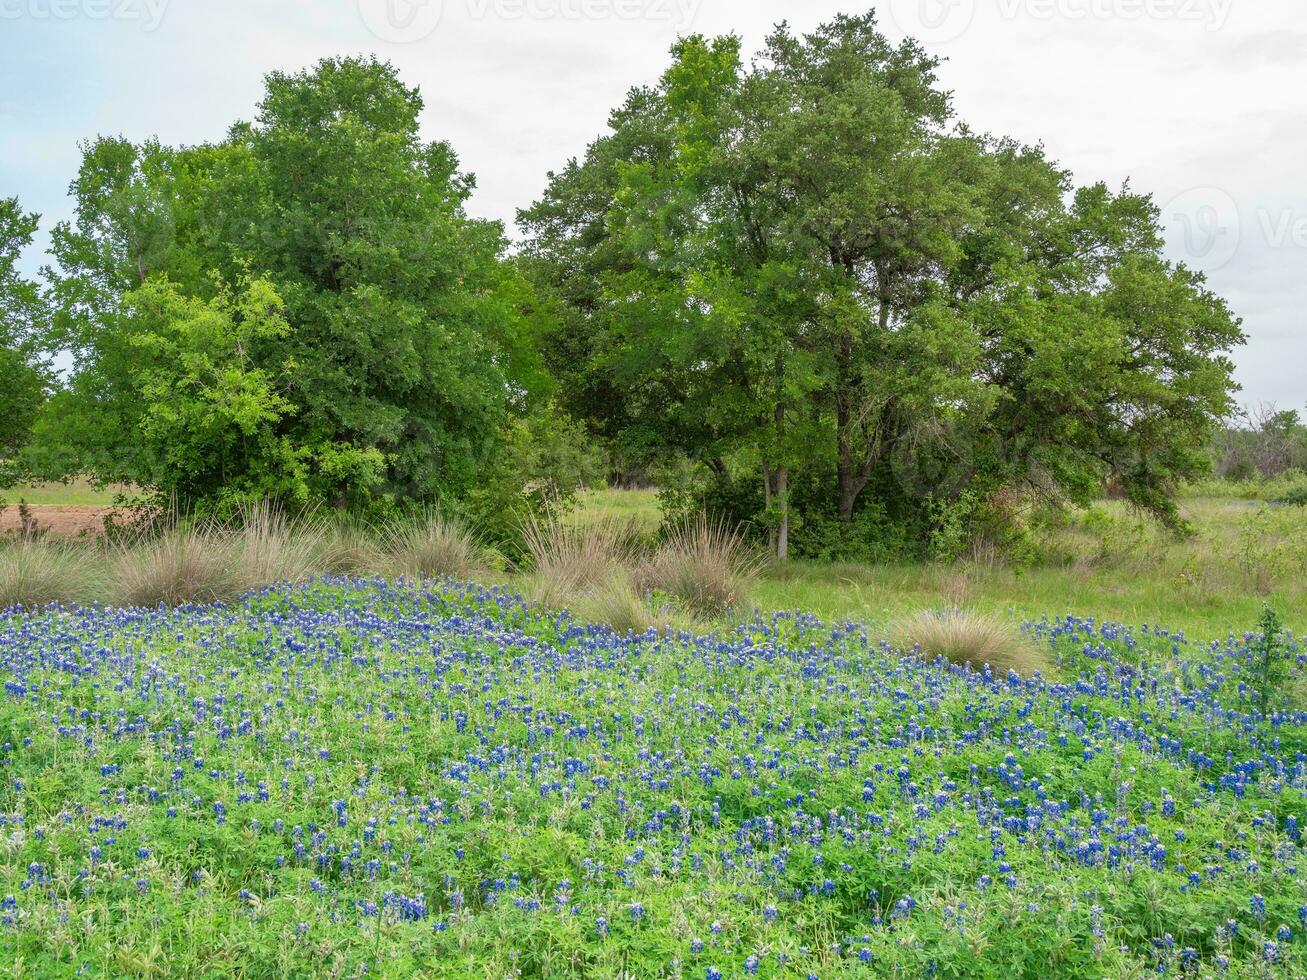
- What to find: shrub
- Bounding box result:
[380,511,487,581]
[1275,480,1307,507]
[114,522,243,607]
[0,538,107,610]
[1248,606,1291,716]
[898,609,1048,677]
[460,405,607,558]
[232,501,326,591]
[640,516,759,618]
[521,511,640,607]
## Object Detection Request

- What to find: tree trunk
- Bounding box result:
[771,400,791,561]
[833,257,893,523]
[763,465,776,555]
[835,333,859,523]
[775,464,789,561]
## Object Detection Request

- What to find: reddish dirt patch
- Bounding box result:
[0,505,119,538]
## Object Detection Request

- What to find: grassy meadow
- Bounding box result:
[0,480,124,507]
[0,489,1305,977]
[573,488,1305,638]
[2,484,1304,639]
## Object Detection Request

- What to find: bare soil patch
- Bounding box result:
[0,505,119,538]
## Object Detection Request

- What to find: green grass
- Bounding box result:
[752,557,1298,639]
[584,491,1307,637]
[570,487,661,532]
[1,480,125,506]
[3,484,1301,638]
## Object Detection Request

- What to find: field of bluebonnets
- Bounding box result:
[1,572,1304,978]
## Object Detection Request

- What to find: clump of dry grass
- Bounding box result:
[232,501,326,591]
[0,538,108,610]
[570,575,662,635]
[114,521,243,608]
[639,516,760,618]
[521,511,640,607]
[897,608,1048,677]
[317,521,383,577]
[380,511,487,581]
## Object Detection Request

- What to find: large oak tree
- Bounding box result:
[521,12,1244,557]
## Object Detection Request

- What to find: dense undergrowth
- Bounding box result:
[0,577,1304,977]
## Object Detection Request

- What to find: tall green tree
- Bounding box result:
[0,198,48,476]
[36,57,542,513]
[522,11,1245,556]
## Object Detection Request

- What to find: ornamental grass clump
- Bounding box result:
[232,501,326,591]
[380,510,487,581]
[0,538,107,610]
[317,520,384,577]
[898,608,1048,677]
[570,575,663,635]
[113,520,242,608]
[521,511,641,608]
[639,516,760,618]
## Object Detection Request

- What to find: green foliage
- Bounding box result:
[522,12,1245,558]
[460,405,606,555]
[1249,606,1292,717]
[0,199,48,482]
[1275,479,1307,507]
[32,58,546,513]
[1214,407,1307,480]
[31,275,369,514]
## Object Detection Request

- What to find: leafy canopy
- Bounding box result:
[0,198,48,478]
[33,57,543,515]
[521,12,1245,556]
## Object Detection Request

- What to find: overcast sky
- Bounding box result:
[2,0,1303,408]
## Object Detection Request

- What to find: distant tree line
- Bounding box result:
[0,11,1249,559]
[1213,406,1307,481]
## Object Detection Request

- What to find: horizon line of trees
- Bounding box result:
[0,10,1253,560]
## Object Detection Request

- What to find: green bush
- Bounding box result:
[461,405,606,559]
[1275,479,1307,507]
